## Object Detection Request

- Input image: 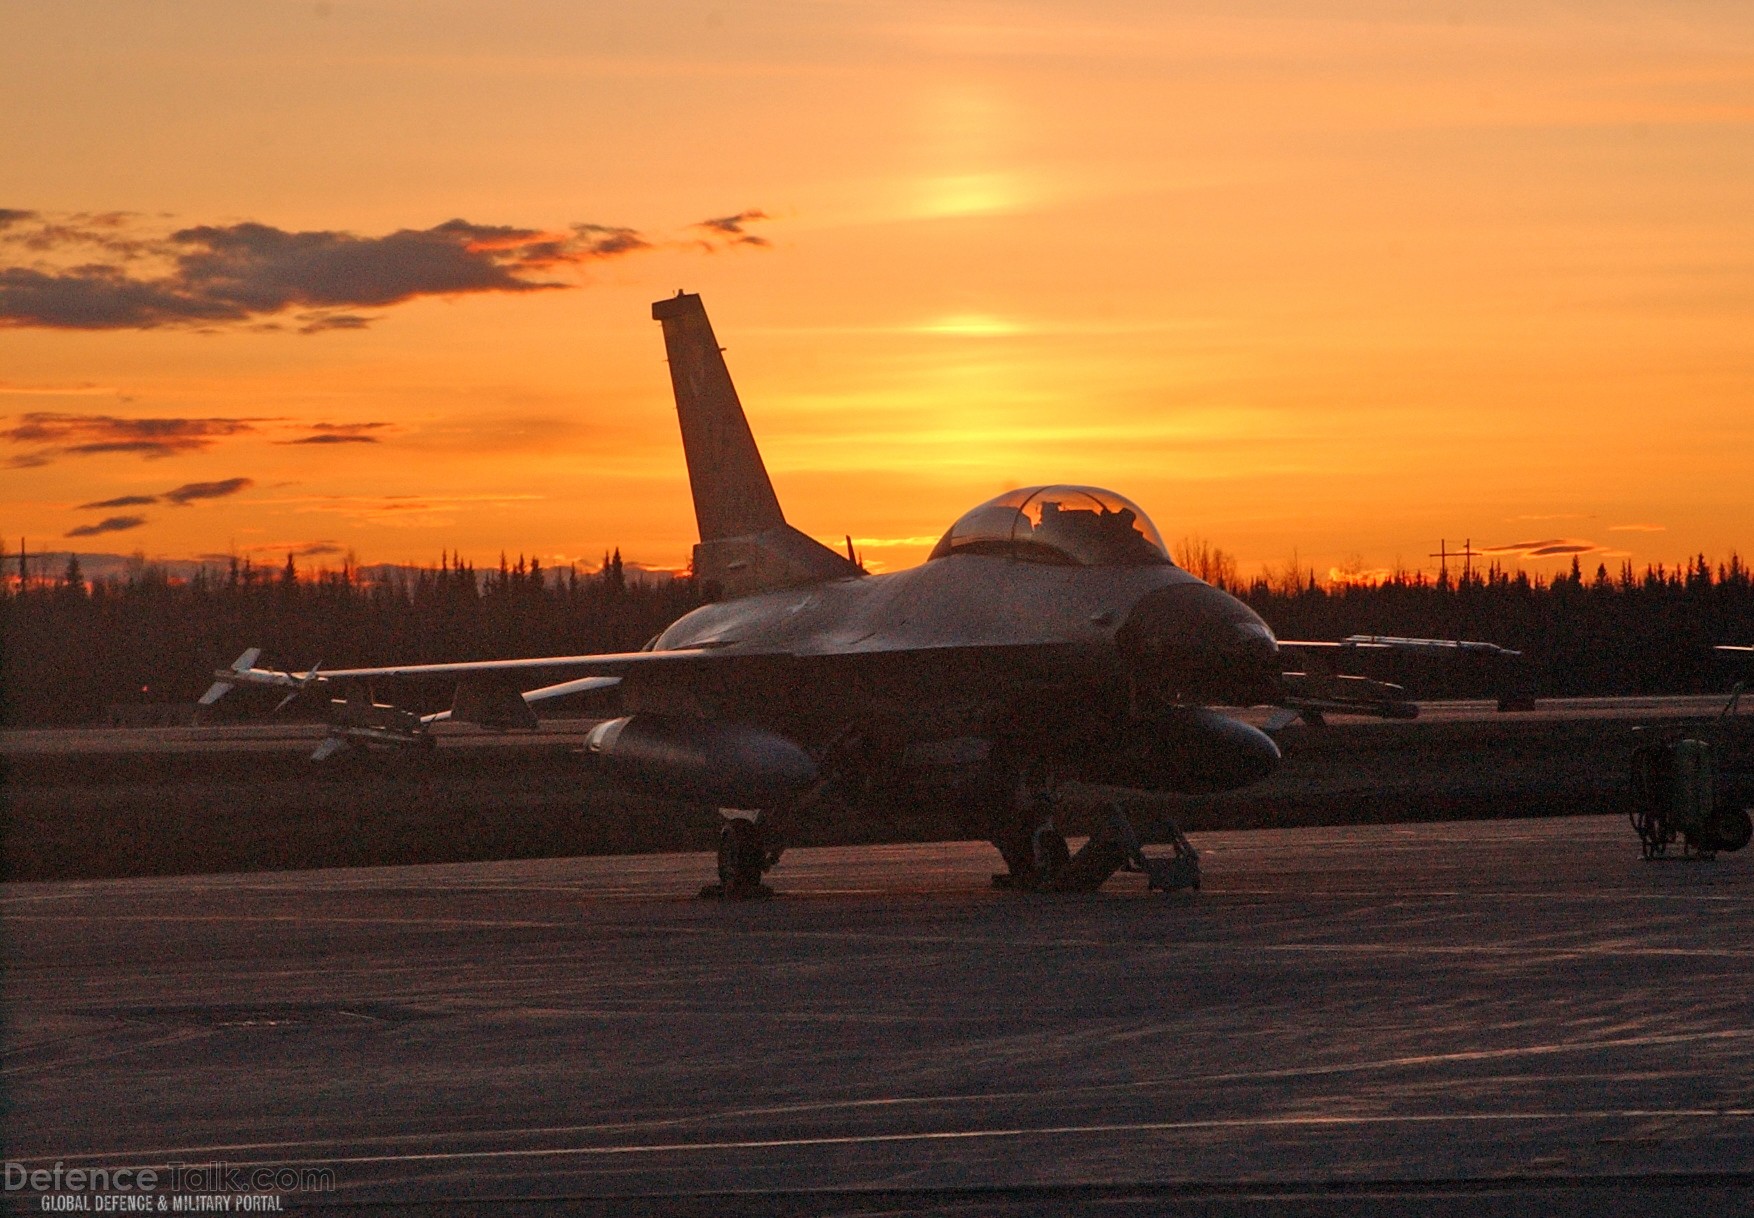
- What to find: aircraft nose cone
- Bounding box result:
[1222,618,1280,672]
[1117,582,1282,704]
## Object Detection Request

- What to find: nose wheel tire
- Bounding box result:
[705,818,773,900]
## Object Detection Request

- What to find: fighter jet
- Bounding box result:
[204,292,1517,897]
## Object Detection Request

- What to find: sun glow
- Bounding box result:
[913,172,1026,218]
[917,314,1024,336]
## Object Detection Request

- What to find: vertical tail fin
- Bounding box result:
[652,292,786,542]
[652,292,859,595]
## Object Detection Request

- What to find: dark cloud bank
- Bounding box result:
[0,209,771,332]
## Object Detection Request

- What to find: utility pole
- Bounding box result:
[1430,538,1482,584]
[1430,539,1450,581]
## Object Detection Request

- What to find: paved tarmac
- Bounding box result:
[5,815,1754,1215]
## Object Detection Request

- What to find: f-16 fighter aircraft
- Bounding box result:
[203,292,1518,897]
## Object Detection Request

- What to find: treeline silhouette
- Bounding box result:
[1228,554,1754,700]
[4,547,1754,727]
[2,550,703,726]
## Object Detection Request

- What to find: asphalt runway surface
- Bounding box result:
[6,814,1754,1215]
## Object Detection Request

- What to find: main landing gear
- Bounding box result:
[700,814,781,900]
[991,789,1201,895]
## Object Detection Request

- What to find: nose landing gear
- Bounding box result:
[701,814,779,900]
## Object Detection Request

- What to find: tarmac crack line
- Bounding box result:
[692,927,1754,959]
[35,1106,1754,1176]
[1,913,570,928]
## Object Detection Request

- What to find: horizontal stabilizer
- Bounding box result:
[694,525,860,599]
[197,680,233,707]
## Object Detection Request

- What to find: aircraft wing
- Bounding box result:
[201,640,1079,724]
[300,648,716,682]
[198,648,707,723]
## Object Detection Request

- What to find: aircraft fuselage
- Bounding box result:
[639,554,1280,766]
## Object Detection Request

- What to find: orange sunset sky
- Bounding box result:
[3,1,1751,582]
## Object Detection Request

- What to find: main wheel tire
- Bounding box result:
[1033,825,1071,877]
[986,796,1037,882]
[718,819,766,891]
[1705,806,1753,854]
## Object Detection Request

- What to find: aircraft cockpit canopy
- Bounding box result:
[928,486,1173,567]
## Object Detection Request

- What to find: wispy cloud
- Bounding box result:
[1609,523,1667,533]
[246,491,545,528]
[0,209,772,332]
[1480,537,1603,558]
[0,381,115,396]
[227,539,346,560]
[277,422,392,446]
[3,412,395,466]
[570,223,651,256]
[78,494,158,509]
[164,477,253,505]
[66,514,147,538]
[691,210,771,248]
[62,477,251,536]
[1,412,262,466]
